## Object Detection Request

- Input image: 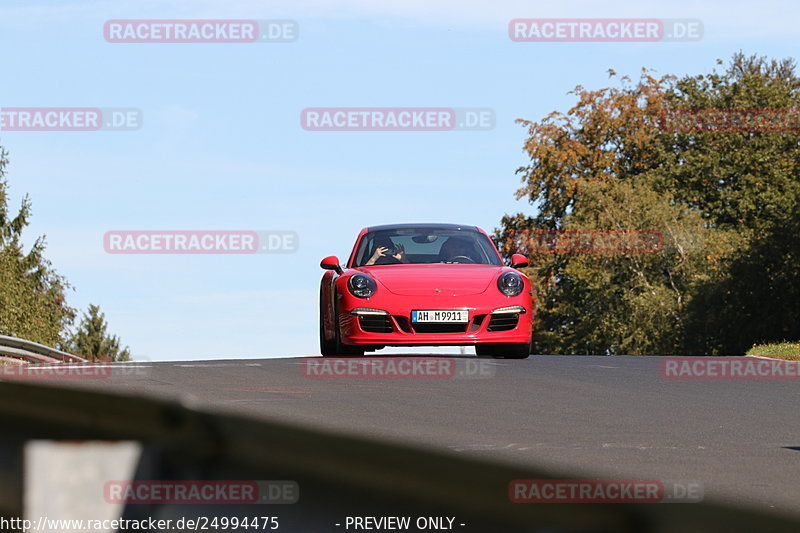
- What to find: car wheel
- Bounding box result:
[500,342,531,359]
[319,288,337,356]
[475,344,496,357]
[475,343,530,359]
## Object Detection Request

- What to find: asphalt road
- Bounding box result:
[21,354,800,519]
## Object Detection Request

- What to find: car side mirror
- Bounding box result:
[510,254,529,269]
[320,256,343,274]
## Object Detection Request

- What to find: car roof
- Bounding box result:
[365,223,480,232]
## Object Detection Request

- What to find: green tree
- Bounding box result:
[498,179,736,355]
[660,54,800,232]
[0,146,75,346]
[666,54,800,353]
[68,304,131,362]
[684,200,800,353]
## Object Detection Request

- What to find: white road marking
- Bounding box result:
[174,363,262,367]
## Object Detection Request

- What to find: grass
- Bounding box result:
[746,342,800,361]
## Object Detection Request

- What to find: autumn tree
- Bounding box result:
[498,54,799,355]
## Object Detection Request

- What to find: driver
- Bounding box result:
[365,236,409,265]
[438,237,477,263]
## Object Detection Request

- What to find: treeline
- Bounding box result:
[0,147,130,361]
[497,53,799,355]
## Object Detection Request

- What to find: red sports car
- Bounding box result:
[319,223,533,358]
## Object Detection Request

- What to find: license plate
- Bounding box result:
[411,310,469,323]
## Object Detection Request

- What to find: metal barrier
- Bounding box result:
[0,334,86,364]
[0,380,798,532]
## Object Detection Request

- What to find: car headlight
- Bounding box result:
[497,272,524,297]
[348,274,377,298]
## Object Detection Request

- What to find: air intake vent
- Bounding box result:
[359,315,393,333]
[487,314,519,332]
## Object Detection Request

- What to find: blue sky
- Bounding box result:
[1,0,797,360]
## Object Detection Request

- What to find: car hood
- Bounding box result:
[357,264,503,296]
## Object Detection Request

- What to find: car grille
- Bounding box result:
[358,313,517,334]
[487,314,519,332]
[412,323,468,334]
[359,315,393,333]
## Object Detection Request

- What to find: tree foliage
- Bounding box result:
[67,304,131,362]
[499,53,799,355]
[1,145,132,358]
[0,147,75,346]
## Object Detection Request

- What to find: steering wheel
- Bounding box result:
[446,255,475,264]
[375,255,402,265]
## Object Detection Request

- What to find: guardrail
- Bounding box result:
[0,380,798,532]
[0,334,86,364]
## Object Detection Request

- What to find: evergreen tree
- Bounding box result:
[0,146,75,346]
[68,304,131,362]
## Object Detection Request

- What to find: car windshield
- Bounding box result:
[352,227,502,266]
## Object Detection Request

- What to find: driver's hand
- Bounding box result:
[393,244,406,260]
[370,247,388,262]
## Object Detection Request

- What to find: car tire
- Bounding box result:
[319,288,337,356]
[475,344,496,357]
[475,343,530,359]
[501,342,531,359]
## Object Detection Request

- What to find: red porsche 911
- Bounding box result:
[319,223,533,358]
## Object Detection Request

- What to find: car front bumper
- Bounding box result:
[337,293,533,346]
